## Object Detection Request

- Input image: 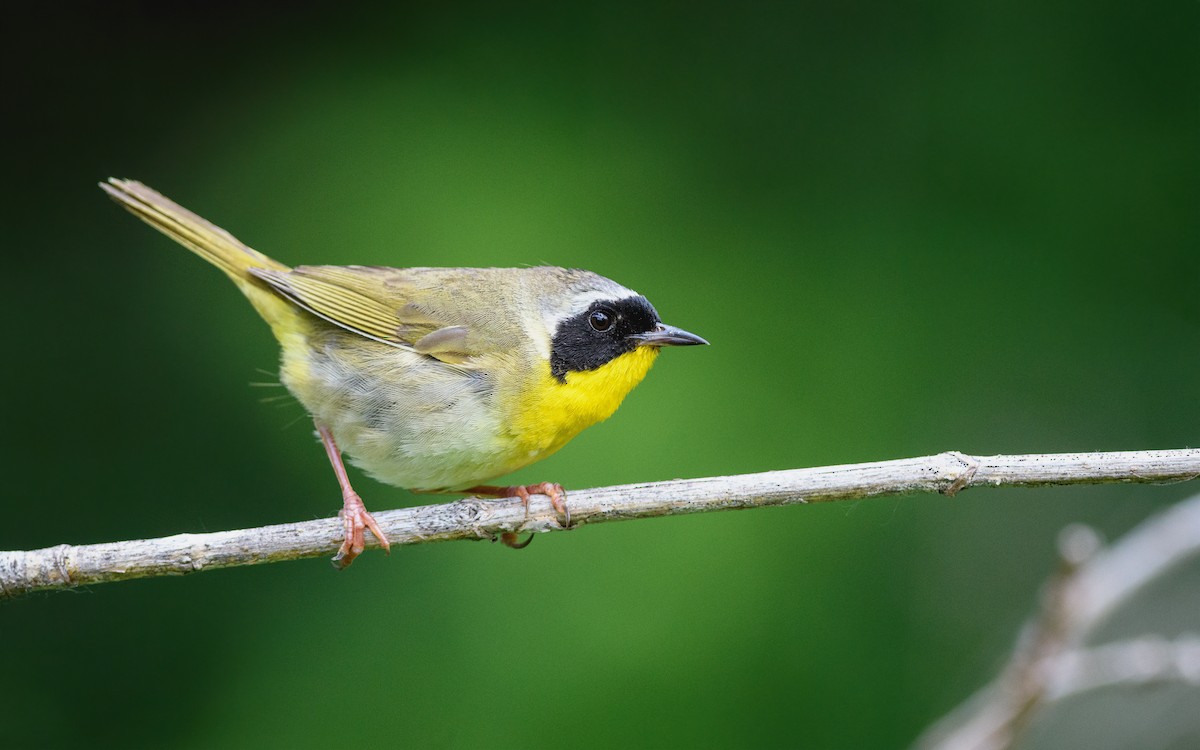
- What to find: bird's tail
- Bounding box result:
[101,178,299,335]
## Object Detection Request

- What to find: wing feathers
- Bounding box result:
[247,265,490,364]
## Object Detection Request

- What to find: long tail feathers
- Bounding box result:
[101,178,301,334]
[100,178,289,280]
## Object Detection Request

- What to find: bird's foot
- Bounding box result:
[465,482,570,549]
[317,422,390,569]
[332,490,391,569]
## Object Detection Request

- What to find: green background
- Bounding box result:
[4,3,1197,748]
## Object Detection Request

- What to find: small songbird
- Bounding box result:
[102,179,707,567]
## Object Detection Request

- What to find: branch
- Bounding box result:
[3,449,1197,600]
[912,489,1200,750]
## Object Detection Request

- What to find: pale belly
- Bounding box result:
[280,337,536,491]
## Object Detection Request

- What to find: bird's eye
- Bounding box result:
[589,309,614,332]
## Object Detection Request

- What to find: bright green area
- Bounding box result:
[4,3,1197,748]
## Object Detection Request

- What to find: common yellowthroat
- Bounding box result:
[101,179,706,566]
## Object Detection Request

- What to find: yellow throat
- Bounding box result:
[509,346,660,459]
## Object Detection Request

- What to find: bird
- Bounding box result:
[101,178,707,567]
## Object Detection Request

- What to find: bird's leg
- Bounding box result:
[464,483,569,549]
[317,423,390,569]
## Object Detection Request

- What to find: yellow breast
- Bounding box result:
[507,346,660,460]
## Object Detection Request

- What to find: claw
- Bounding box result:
[544,484,570,528]
[500,532,535,549]
[515,482,568,528]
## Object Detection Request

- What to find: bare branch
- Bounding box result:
[1041,635,1200,700]
[2,449,1197,600]
[912,489,1200,750]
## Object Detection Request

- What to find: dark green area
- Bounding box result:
[4,2,1197,748]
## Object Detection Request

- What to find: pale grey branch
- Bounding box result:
[912,489,1200,750]
[1041,635,1200,700]
[2,448,1198,600]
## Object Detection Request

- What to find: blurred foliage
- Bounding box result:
[2,2,1197,748]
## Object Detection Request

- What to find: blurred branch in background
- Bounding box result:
[2,449,1197,600]
[913,491,1200,750]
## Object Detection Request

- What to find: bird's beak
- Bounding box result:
[629,323,709,347]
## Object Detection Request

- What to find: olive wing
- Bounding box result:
[248,265,528,365]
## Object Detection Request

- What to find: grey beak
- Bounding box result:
[630,323,709,347]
